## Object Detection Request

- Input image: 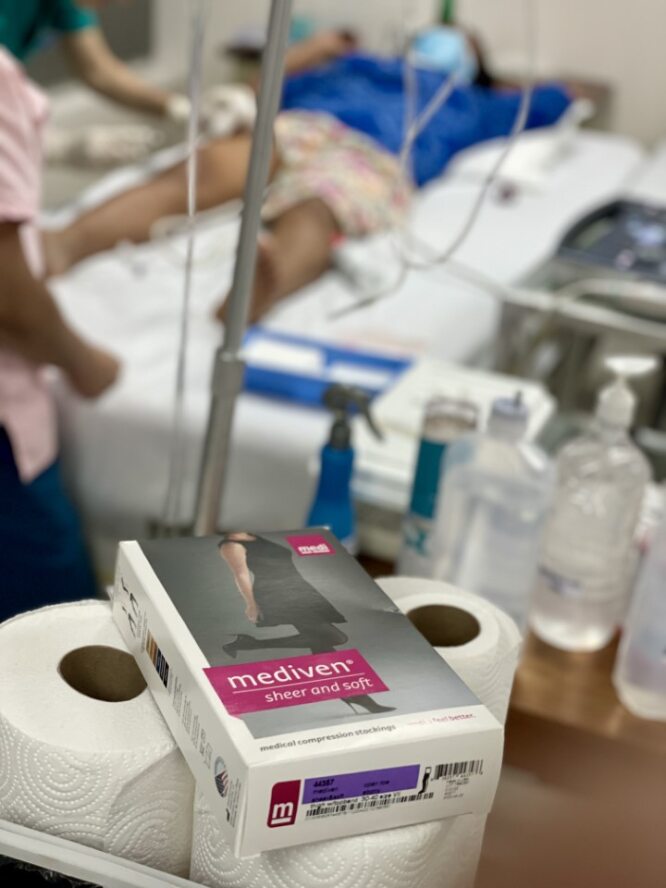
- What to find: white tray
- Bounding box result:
[0,820,202,888]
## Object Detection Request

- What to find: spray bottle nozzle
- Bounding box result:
[323,384,383,449]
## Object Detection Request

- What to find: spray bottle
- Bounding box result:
[307,385,382,554]
[531,356,656,651]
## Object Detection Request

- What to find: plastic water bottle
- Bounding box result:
[431,396,555,630]
[613,508,666,720]
[531,357,654,652]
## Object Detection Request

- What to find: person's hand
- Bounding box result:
[245,602,261,624]
[67,344,121,399]
[201,85,257,138]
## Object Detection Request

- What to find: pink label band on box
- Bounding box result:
[205,649,388,715]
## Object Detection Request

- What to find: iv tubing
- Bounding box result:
[161,0,208,532]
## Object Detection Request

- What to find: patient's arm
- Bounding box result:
[0,224,119,398]
[283,31,357,78]
[44,133,278,277]
[244,30,356,93]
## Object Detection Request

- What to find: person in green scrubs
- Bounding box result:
[0,0,186,119]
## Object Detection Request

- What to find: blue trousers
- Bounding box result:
[0,429,98,623]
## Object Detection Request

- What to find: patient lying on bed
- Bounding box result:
[43,107,411,324]
[43,28,569,324]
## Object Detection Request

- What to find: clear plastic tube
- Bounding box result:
[161,0,209,533]
[332,0,537,318]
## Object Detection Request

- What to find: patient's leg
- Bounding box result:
[44,134,276,276]
[216,198,339,325]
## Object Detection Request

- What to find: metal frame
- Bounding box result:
[495,282,666,419]
[496,284,666,373]
[193,0,294,536]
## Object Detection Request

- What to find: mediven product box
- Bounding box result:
[113,530,503,857]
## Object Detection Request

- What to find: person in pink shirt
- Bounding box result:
[0,47,119,621]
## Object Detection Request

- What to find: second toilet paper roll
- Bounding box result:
[378,577,523,725]
[190,579,521,888]
[0,600,195,877]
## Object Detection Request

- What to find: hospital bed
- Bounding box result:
[48,129,645,575]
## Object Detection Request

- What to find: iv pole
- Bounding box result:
[193,0,294,536]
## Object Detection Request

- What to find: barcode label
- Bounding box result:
[434,760,484,780]
[306,792,434,819]
[146,630,170,689]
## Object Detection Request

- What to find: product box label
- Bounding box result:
[205,649,388,715]
[303,765,420,803]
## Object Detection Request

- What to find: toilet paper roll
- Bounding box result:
[191,792,485,888]
[378,578,523,725]
[190,580,520,888]
[0,601,194,877]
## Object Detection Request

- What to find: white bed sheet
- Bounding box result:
[625,138,666,205]
[49,131,644,573]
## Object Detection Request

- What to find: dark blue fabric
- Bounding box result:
[282,54,571,187]
[0,429,98,623]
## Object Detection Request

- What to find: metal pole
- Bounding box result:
[193,0,294,537]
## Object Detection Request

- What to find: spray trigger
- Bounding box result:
[323,384,383,449]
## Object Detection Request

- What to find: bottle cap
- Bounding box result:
[596,356,657,428]
[487,394,529,441]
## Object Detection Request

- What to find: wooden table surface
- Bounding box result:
[512,631,666,756]
[505,632,666,810]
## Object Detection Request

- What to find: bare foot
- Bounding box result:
[215,233,281,326]
[41,229,74,279]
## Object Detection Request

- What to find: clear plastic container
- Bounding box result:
[613,508,666,721]
[398,397,478,578]
[531,358,654,652]
[431,397,555,630]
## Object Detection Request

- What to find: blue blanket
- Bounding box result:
[282,54,571,187]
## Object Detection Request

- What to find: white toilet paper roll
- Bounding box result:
[0,601,194,877]
[190,580,520,888]
[191,792,485,888]
[377,578,523,725]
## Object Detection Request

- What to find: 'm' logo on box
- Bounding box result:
[268,780,301,828]
[287,534,335,557]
